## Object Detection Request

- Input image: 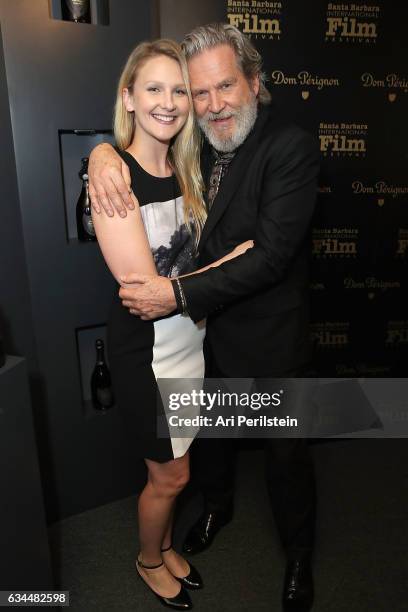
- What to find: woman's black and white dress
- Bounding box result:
[107,151,205,462]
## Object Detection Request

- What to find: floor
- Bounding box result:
[48,439,408,611]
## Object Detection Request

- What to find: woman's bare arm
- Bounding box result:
[91,193,157,285]
[179,240,254,278]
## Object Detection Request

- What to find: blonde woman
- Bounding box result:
[92,40,251,609]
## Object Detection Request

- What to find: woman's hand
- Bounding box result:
[88,143,134,217]
[179,239,255,277]
[231,240,254,256]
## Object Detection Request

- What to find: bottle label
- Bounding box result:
[83,214,96,236]
[96,387,114,408]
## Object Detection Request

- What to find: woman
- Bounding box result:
[92,39,251,610]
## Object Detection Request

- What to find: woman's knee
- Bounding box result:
[172,465,190,492]
[148,457,190,496]
[161,466,189,496]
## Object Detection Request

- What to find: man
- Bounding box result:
[89,23,319,611]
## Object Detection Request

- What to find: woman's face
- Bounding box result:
[124,54,190,145]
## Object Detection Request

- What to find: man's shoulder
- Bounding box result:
[259,105,315,148]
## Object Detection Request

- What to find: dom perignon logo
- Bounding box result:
[336,362,392,376]
[352,180,408,207]
[271,70,340,100]
[227,0,282,39]
[343,277,401,300]
[325,2,380,43]
[319,122,368,157]
[361,72,408,102]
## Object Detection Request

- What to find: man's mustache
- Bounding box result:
[201,110,236,122]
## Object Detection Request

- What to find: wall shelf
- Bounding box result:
[49,0,110,26]
[75,323,115,416]
[58,129,114,243]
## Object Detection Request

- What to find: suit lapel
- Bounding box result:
[200,142,213,192]
[198,105,271,253]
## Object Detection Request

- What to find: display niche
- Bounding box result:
[50,0,110,25]
[59,129,114,243]
[75,323,115,417]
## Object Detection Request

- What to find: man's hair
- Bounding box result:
[181,22,272,105]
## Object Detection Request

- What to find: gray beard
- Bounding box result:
[197,96,258,153]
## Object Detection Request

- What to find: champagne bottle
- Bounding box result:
[62,0,91,23]
[76,157,96,242]
[91,339,114,410]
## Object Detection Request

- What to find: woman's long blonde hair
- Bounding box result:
[114,39,206,241]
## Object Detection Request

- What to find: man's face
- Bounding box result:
[187,44,260,152]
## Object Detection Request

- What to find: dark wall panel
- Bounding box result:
[159,0,225,40]
[0,0,153,521]
[0,24,37,371]
[0,357,53,590]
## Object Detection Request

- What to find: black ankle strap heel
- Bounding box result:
[135,554,192,610]
[160,546,204,591]
[161,544,173,552]
[137,557,164,570]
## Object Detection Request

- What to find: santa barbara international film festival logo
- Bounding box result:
[313,228,359,258]
[360,72,408,103]
[386,321,408,346]
[352,180,408,207]
[325,2,380,43]
[319,122,368,157]
[396,229,408,259]
[271,70,340,100]
[311,322,350,348]
[226,0,282,39]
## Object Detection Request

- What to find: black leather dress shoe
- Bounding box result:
[182,510,233,554]
[282,558,314,611]
[176,561,203,590]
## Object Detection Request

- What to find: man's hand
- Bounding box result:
[88,143,134,217]
[119,274,177,320]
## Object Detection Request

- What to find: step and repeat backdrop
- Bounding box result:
[224,0,408,376]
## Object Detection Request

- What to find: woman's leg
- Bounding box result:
[161,504,175,550]
[161,503,191,578]
[137,452,189,596]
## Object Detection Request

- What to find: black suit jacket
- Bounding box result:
[180,104,320,377]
